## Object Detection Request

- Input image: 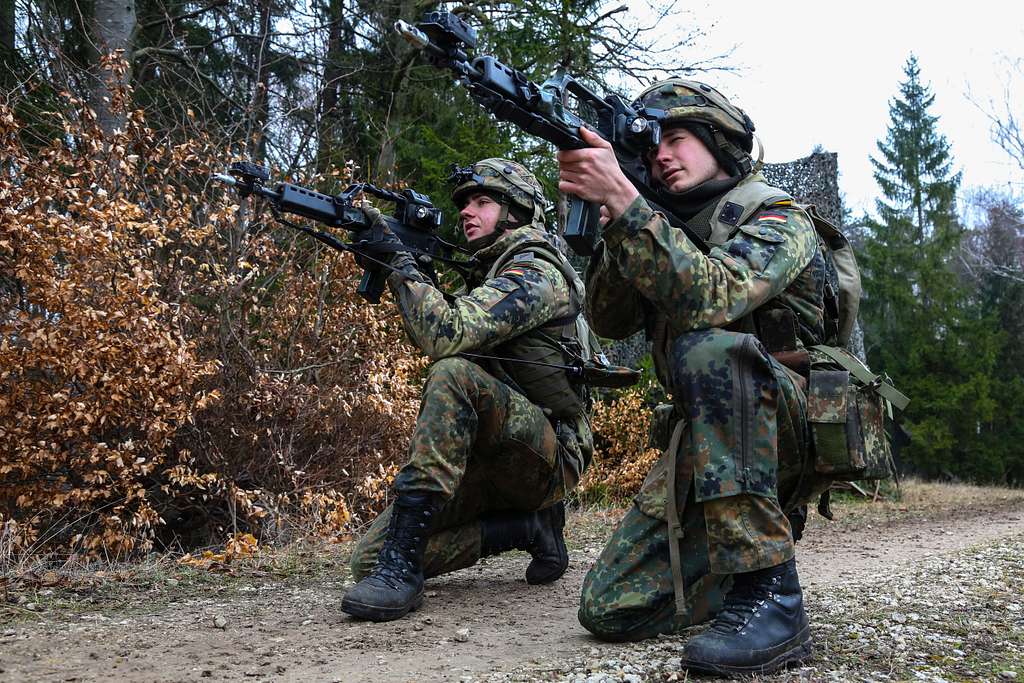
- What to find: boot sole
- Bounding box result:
[340,590,424,622]
[681,627,813,676]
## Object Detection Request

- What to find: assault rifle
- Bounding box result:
[395,11,709,256]
[213,161,471,303]
[214,162,642,389]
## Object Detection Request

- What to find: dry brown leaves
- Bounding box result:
[0,96,219,557]
[581,383,660,505]
[178,532,259,569]
[0,60,425,560]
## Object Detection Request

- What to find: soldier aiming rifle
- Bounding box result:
[214,158,636,623]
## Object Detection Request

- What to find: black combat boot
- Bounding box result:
[681,557,812,676]
[480,501,569,585]
[341,492,441,622]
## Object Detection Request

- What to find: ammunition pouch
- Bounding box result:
[806,346,909,481]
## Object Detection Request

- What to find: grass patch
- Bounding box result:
[805,478,1024,534]
[0,539,352,625]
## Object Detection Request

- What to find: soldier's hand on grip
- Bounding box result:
[355,204,420,275]
[356,205,396,241]
[557,126,639,222]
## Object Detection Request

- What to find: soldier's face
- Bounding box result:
[460,192,503,242]
[647,126,729,193]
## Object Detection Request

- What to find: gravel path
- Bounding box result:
[1,492,1022,682]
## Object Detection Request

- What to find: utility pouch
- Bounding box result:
[807,346,909,481]
[648,403,678,451]
[807,369,855,475]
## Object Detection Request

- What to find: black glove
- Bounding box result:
[355,205,401,247]
[354,205,415,273]
[389,250,420,275]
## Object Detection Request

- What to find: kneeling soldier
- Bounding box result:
[558,79,839,675]
[342,159,594,621]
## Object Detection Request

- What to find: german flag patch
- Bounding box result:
[757,212,788,224]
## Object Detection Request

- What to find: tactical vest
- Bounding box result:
[656,175,908,483]
[707,173,861,346]
[651,174,862,354]
[482,235,597,420]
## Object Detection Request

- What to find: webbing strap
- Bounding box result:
[811,345,910,412]
[664,418,692,617]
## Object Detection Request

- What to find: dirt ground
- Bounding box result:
[2,484,1023,683]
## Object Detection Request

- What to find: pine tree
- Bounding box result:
[863,56,962,352]
[860,55,1006,482]
[871,56,960,244]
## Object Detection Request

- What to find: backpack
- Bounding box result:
[790,206,909,483]
[801,204,862,347]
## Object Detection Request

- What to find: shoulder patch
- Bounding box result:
[755,211,789,224]
[512,252,535,263]
[718,202,744,226]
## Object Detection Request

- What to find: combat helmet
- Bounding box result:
[448,158,549,232]
[634,78,761,176]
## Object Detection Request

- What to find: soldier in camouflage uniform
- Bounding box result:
[557,80,836,675]
[341,159,595,622]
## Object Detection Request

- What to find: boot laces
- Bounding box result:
[367,544,416,590]
[710,573,781,633]
[367,507,431,590]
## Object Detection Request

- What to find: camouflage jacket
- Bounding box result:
[585,174,830,392]
[387,226,576,359]
[388,226,594,478]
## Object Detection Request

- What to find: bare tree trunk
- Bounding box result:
[1,0,17,94]
[316,0,345,173]
[87,0,137,134]
[248,0,273,162]
[372,0,418,183]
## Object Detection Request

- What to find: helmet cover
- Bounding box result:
[449,158,548,229]
[634,79,755,151]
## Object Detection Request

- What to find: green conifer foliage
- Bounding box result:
[961,192,1024,484]
[860,56,1011,483]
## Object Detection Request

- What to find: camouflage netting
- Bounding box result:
[762,152,841,225]
[602,151,866,368]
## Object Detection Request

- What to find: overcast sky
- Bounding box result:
[633,0,1024,218]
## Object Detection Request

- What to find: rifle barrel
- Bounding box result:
[394,20,429,50]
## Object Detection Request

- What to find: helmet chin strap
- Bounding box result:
[750,133,765,174]
[494,202,516,232]
[467,230,502,252]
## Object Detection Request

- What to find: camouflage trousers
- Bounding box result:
[350,357,573,580]
[579,329,828,641]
